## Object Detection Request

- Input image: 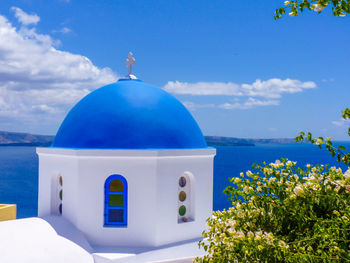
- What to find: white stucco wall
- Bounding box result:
[37,148,215,248]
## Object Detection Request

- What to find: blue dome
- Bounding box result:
[52,79,207,149]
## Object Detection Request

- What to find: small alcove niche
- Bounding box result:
[177,171,195,223]
[37,76,216,248]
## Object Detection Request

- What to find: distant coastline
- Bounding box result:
[0,131,53,147]
[204,136,296,147]
[0,130,301,147]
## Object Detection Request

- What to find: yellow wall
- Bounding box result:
[0,204,16,221]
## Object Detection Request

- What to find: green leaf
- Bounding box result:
[338,145,346,151]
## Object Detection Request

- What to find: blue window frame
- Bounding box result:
[104,174,127,227]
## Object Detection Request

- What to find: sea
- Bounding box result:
[0,143,349,218]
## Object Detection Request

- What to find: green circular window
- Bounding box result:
[179,205,186,216]
[179,176,186,187]
[179,191,186,202]
[59,190,63,200]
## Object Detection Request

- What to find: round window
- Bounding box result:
[179,191,186,202]
[59,204,62,214]
[59,176,63,186]
[179,176,186,187]
[179,205,186,216]
[59,190,63,201]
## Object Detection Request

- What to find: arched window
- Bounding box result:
[104,175,128,227]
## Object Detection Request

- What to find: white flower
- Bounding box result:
[315,138,323,145]
[312,3,326,12]
[246,170,253,176]
[263,167,273,175]
[293,186,304,196]
[344,168,350,179]
[293,174,299,181]
[268,177,276,183]
[265,232,274,244]
[247,231,254,239]
[278,240,287,248]
[312,184,320,191]
[236,231,245,239]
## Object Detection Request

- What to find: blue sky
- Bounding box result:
[0,0,349,140]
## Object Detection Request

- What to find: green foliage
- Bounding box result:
[274,0,350,19]
[195,159,350,262]
[295,108,350,166]
[343,108,350,136]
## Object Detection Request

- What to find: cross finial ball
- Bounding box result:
[125,52,136,77]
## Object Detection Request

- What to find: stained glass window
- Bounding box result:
[104,175,127,227]
[179,176,186,187]
[179,205,186,216]
[179,191,186,202]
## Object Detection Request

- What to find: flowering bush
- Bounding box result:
[196,159,350,262]
[274,0,350,19]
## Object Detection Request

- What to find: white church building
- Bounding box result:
[0,54,216,263]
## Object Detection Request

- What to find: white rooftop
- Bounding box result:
[0,216,207,263]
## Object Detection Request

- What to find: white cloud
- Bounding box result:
[11,7,40,25]
[181,98,279,111]
[182,101,215,110]
[218,98,280,110]
[322,78,335,82]
[332,119,350,127]
[165,78,315,110]
[165,81,242,96]
[164,78,316,99]
[0,10,118,130]
[53,27,72,34]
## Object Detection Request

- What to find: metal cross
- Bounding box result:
[125,52,135,76]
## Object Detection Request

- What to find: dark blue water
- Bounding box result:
[0,143,349,218]
[0,147,38,218]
